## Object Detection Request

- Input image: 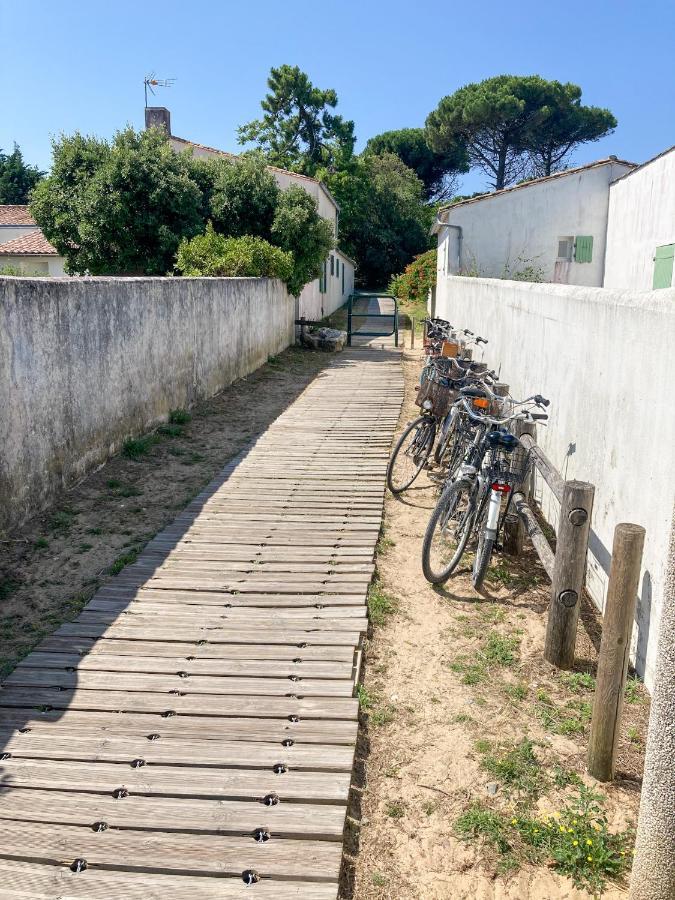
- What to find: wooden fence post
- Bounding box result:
[587,523,645,781]
[544,480,594,669]
[504,420,534,556]
[410,317,416,349]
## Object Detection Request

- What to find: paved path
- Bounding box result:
[0,349,403,898]
[350,295,398,350]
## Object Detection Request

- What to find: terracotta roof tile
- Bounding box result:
[0,205,36,226]
[0,231,58,255]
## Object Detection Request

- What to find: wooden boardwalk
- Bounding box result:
[0,349,403,898]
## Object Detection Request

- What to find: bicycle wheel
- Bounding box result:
[386,416,436,495]
[472,532,495,590]
[433,409,456,466]
[421,478,477,584]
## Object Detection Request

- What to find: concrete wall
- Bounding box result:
[438,162,633,287]
[604,148,675,290]
[0,276,294,531]
[435,273,675,690]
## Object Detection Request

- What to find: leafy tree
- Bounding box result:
[176,224,293,282]
[201,153,280,239]
[0,144,44,204]
[31,128,205,274]
[427,75,611,190]
[324,153,431,287]
[270,185,334,296]
[238,64,355,176]
[523,84,616,176]
[364,128,467,201]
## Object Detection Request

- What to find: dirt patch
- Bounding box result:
[0,346,331,679]
[345,349,648,900]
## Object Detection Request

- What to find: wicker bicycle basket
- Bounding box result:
[415,376,458,419]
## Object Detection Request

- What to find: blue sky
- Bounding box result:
[2,0,674,194]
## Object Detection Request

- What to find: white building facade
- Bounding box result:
[0,206,66,275]
[604,145,675,290]
[146,108,355,321]
[434,159,634,288]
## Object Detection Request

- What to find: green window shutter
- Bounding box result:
[330,255,335,276]
[574,235,593,263]
[653,244,675,289]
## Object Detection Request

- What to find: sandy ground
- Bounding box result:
[345,348,648,900]
[0,346,331,678]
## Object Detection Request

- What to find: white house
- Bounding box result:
[0,206,65,275]
[604,145,675,290]
[433,158,635,287]
[145,107,355,320]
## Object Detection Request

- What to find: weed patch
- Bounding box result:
[122,434,161,459]
[476,739,547,800]
[108,548,140,576]
[535,694,592,736]
[368,579,398,627]
[168,408,191,425]
[455,787,631,894]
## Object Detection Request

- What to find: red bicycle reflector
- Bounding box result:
[491,482,511,493]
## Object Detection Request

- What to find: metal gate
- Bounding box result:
[346,292,399,347]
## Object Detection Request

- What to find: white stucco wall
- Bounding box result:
[0,225,39,245]
[435,273,675,690]
[0,275,295,531]
[438,162,633,287]
[0,256,65,276]
[604,148,675,290]
[298,250,355,322]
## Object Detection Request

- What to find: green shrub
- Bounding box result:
[388,248,437,303]
[176,225,293,283]
[204,153,280,239]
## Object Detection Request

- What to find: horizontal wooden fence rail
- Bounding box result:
[504,422,595,670]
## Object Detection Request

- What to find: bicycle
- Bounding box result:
[421,390,550,589]
[386,358,496,495]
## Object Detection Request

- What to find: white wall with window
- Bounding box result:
[434,159,633,288]
[604,146,675,290]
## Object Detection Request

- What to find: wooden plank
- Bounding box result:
[0,732,354,770]
[0,687,359,720]
[37,637,356,662]
[0,757,351,803]
[16,653,354,679]
[52,623,361,646]
[0,860,340,900]
[0,821,343,879]
[0,788,347,837]
[0,708,358,744]
[4,669,356,698]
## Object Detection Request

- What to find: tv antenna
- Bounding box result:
[144,74,176,108]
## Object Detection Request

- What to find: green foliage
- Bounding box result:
[239,64,355,175]
[204,153,280,238]
[525,84,616,176]
[476,739,547,799]
[0,144,44,203]
[0,265,24,276]
[426,75,616,190]
[324,153,431,286]
[367,578,399,626]
[271,185,334,295]
[169,409,191,425]
[388,249,437,304]
[456,788,631,893]
[176,225,294,284]
[31,128,205,275]
[122,434,161,459]
[364,127,468,201]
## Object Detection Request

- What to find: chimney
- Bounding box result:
[145,107,171,135]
